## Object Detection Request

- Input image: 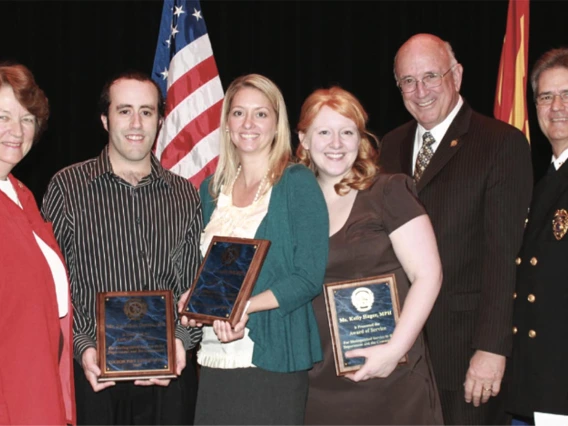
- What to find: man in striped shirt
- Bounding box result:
[42,71,202,425]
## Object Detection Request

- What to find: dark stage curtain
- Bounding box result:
[0,0,564,202]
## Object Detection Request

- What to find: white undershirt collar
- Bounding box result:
[551,148,568,170]
[412,96,464,173]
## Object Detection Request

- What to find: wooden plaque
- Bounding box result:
[181,236,271,327]
[324,274,407,376]
[96,290,176,382]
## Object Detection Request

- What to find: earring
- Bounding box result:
[225,128,229,133]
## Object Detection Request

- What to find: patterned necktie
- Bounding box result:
[414,132,436,182]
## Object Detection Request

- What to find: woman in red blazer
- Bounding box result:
[0,63,75,425]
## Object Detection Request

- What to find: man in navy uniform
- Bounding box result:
[507,47,568,423]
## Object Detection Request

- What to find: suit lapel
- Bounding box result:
[416,103,472,192]
[525,162,568,240]
[0,179,34,242]
[399,123,416,176]
[4,175,54,246]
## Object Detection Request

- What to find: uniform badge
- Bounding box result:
[552,209,568,240]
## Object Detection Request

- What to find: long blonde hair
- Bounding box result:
[209,74,291,197]
[296,86,379,195]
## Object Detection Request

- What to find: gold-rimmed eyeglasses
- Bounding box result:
[397,64,459,94]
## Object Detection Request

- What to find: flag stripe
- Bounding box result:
[168,130,221,179]
[152,0,222,186]
[189,157,219,188]
[155,76,224,157]
[161,100,223,169]
[168,34,217,88]
[166,55,220,114]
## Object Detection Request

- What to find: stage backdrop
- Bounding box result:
[0,0,565,201]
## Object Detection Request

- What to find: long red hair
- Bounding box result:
[296,86,379,195]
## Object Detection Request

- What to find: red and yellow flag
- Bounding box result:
[494,0,530,141]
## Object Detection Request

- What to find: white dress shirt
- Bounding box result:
[551,148,568,171]
[412,96,464,175]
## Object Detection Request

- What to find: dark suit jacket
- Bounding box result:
[380,101,533,390]
[507,164,568,417]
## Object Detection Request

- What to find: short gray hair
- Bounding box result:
[530,48,568,97]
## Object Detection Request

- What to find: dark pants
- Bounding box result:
[74,354,197,425]
[195,366,308,425]
[439,388,512,425]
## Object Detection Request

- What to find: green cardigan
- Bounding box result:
[200,164,329,372]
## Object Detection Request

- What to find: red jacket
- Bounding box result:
[0,175,75,425]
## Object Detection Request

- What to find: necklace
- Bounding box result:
[206,166,271,239]
[231,165,270,205]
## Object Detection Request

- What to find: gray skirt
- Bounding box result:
[195,366,308,425]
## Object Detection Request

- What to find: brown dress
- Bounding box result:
[305,174,443,425]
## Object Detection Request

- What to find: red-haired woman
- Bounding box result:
[297,87,443,425]
[0,63,75,425]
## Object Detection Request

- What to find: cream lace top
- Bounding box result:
[197,186,272,368]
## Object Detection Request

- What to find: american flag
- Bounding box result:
[152,0,224,186]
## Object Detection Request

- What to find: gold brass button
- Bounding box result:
[515,257,521,265]
[513,326,518,334]
[527,294,535,303]
[530,257,538,266]
[513,292,517,299]
[528,330,536,338]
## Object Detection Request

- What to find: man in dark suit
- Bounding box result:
[507,48,568,423]
[380,33,533,425]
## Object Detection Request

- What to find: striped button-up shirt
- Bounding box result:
[42,146,203,360]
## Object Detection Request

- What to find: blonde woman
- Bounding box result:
[183,74,329,425]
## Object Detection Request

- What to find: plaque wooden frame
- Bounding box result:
[324,274,407,376]
[96,290,176,382]
[181,236,271,327]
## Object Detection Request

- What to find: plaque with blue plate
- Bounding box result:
[182,236,271,327]
[324,274,407,376]
[96,290,176,382]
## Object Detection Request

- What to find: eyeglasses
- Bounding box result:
[397,64,458,94]
[535,90,568,106]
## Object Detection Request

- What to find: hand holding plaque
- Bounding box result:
[181,236,271,327]
[96,290,176,382]
[324,274,408,376]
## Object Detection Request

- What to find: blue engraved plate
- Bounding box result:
[185,241,257,318]
[332,281,396,368]
[104,295,169,372]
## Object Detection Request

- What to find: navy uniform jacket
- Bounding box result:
[507,162,568,417]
